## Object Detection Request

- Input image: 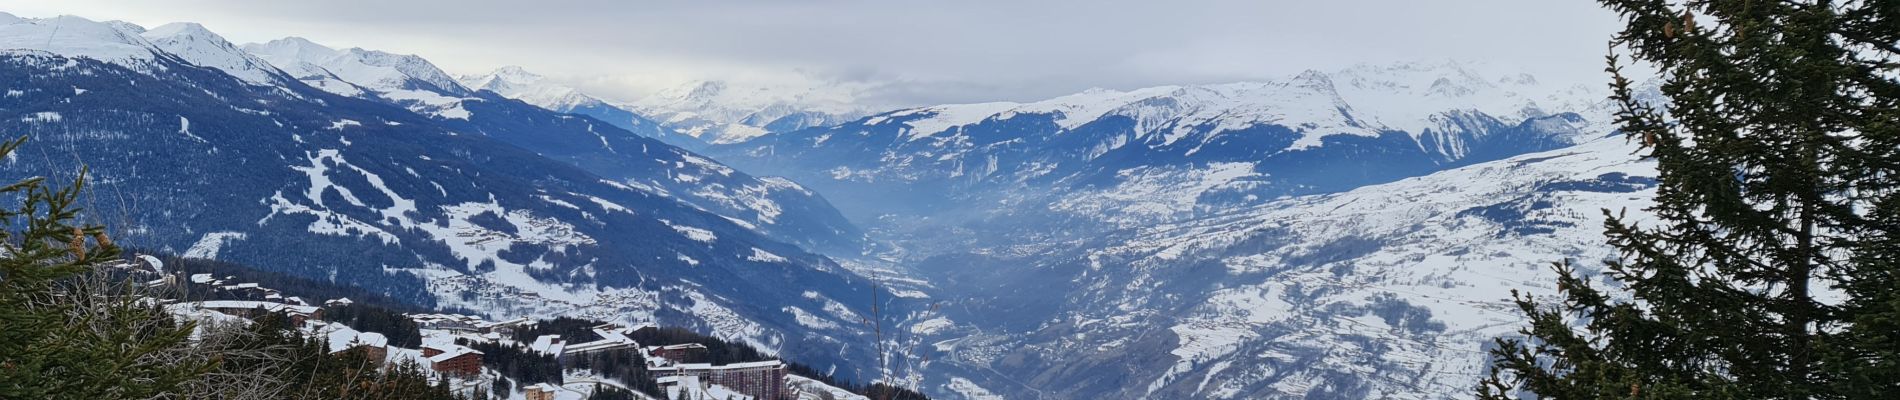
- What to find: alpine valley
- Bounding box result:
[0,11,1663,400]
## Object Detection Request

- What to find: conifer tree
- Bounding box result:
[1480,1,1899,399]
[0,136,215,398]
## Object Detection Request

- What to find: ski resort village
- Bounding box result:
[120,255,854,400]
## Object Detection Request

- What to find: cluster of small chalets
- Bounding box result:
[186,273,309,304]
[114,255,307,305]
[161,298,491,384]
[133,260,501,396]
[128,256,828,400]
[165,296,811,399]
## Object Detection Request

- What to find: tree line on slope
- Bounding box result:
[0,134,928,399]
[0,136,465,399]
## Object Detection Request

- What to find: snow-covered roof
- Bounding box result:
[530,334,565,355]
[658,343,707,350]
[136,254,165,273]
[358,332,388,348]
[324,327,389,353]
[562,337,636,354]
[653,360,783,372]
[718,360,784,369]
[192,300,319,315]
[426,346,481,362]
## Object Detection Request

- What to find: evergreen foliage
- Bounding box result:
[1481,1,1900,399]
[508,316,605,343]
[459,338,564,387]
[322,303,425,348]
[585,385,639,400]
[864,383,934,400]
[199,311,461,400]
[0,136,214,398]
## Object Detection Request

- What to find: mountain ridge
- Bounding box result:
[0,13,893,381]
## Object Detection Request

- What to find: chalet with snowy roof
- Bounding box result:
[422,345,483,377]
[530,334,566,356]
[326,329,389,362]
[189,274,218,284]
[523,383,558,400]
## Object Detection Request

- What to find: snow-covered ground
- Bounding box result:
[922,135,1657,399]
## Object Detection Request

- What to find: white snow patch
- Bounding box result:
[183,232,247,259]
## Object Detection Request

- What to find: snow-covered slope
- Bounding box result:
[140,23,288,87]
[0,15,892,381]
[695,60,1656,399]
[709,61,1616,254]
[783,60,1605,151]
[0,12,158,64]
[910,136,1657,399]
[631,79,882,145]
[242,37,473,118]
[233,37,865,252]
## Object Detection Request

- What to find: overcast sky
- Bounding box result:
[0,0,1627,106]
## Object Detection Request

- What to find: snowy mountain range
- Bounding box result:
[630,79,884,145]
[707,61,1621,252]
[0,13,894,380]
[909,136,1656,399]
[228,35,867,253]
[456,66,704,148]
[0,9,1671,400]
[699,61,1659,398]
[455,65,883,147]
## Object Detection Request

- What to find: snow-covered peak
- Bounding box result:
[631,78,884,144]
[458,65,601,111]
[850,60,1607,149]
[141,22,213,40]
[239,37,367,97]
[242,37,474,117]
[463,65,544,90]
[0,13,159,64]
[640,79,871,116]
[1327,59,1603,129]
[244,37,342,63]
[243,37,469,96]
[341,47,470,95]
[141,22,284,86]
